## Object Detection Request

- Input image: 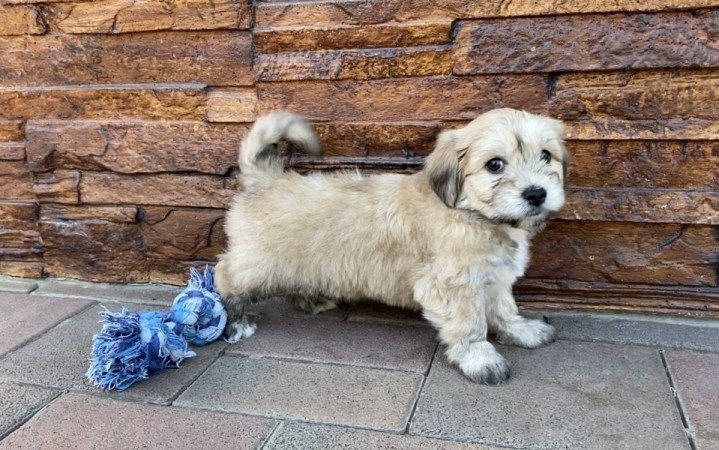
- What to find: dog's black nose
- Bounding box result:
[522,186,547,207]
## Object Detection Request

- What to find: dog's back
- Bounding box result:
[217,113,435,307]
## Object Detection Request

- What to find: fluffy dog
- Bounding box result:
[215,108,567,384]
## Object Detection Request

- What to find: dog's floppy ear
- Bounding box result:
[550,118,568,182]
[425,129,466,207]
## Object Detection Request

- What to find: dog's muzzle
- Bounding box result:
[522,186,547,207]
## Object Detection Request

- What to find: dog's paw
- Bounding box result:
[457,341,511,385]
[498,319,555,349]
[223,319,257,344]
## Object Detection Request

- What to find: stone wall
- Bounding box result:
[1,0,718,315]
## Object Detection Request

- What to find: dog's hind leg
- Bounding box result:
[288,294,338,315]
[222,295,258,344]
[215,259,260,344]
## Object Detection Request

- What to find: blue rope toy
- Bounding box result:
[86,266,227,391]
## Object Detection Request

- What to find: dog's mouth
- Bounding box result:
[525,206,544,217]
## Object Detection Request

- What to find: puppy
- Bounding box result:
[215,108,567,384]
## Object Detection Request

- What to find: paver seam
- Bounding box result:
[259,418,537,449]
[219,352,435,375]
[29,283,179,304]
[0,388,64,441]
[161,342,233,406]
[404,341,438,433]
[0,300,97,360]
[170,398,417,434]
[258,420,283,450]
[553,336,719,354]
[660,350,698,450]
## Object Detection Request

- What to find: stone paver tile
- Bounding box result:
[33,279,181,306]
[0,393,275,450]
[410,341,689,449]
[347,302,430,326]
[665,351,719,449]
[266,422,498,449]
[0,303,227,404]
[247,296,348,320]
[0,277,38,294]
[175,356,423,432]
[0,293,93,357]
[0,383,59,440]
[226,316,436,372]
[549,312,719,352]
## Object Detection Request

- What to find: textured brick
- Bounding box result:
[530,221,719,287]
[0,293,92,357]
[0,121,23,142]
[0,202,37,225]
[256,0,719,29]
[0,303,227,404]
[45,0,251,33]
[315,121,441,157]
[549,312,719,352]
[455,12,719,75]
[0,85,206,121]
[266,422,494,449]
[256,46,452,81]
[560,188,719,225]
[225,315,436,372]
[206,88,258,123]
[567,140,719,189]
[35,218,215,285]
[0,383,58,440]
[257,76,548,121]
[32,279,180,306]
[0,5,45,35]
[665,351,719,449]
[39,255,200,285]
[0,161,34,201]
[0,202,42,261]
[289,155,423,175]
[38,219,143,280]
[0,32,253,87]
[0,394,274,449]
[566,118,719,141]
[139,207,226,260]
[256,20,452,52]
[175,357,423,431]
[553,70,719,121]
[0,262,43,279]
[26,121,246,175]
[410,341,688,449]
[40,205,138,223]
[80,172,234,208]
[31,170,79,204]
[0,143,24,161]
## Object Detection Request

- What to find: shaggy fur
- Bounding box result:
[215,108,567,384]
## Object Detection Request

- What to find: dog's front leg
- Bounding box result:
[486,284,555,349]
[416,276,510,385]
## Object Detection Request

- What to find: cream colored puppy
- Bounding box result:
[215,108,567,384]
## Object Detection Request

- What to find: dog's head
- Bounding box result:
[425,108,567,223]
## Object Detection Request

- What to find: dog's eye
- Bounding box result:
[486,158,505,173]
[541,150,552,163]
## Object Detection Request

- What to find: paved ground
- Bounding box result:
[0,276,717,449]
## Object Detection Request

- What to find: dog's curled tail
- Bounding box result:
[239,111,321,190]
